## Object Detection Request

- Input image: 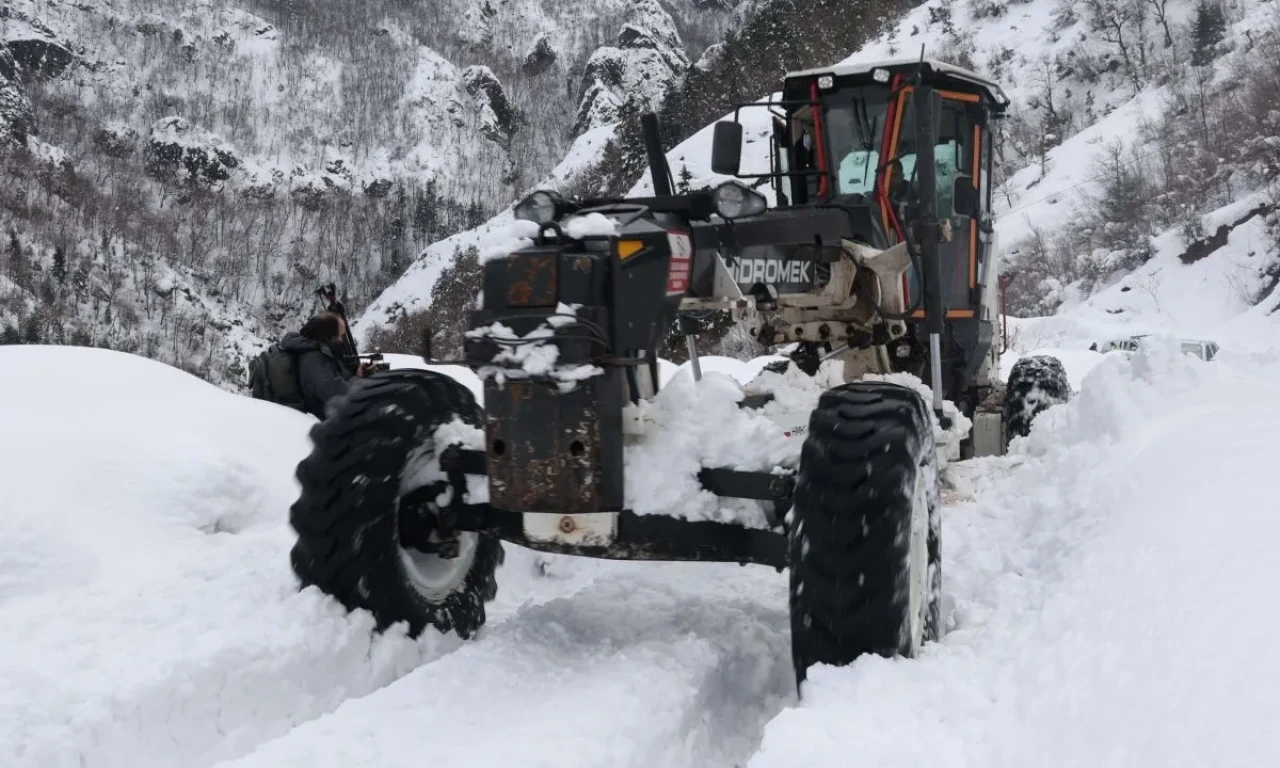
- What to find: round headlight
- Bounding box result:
[711,181,767,220]
[514,190,561,224]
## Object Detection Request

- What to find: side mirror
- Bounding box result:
[710,121,743,176]
[951,174,978,218]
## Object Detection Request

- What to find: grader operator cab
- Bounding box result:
[706,57,1013,454]
[286,57,1071,693]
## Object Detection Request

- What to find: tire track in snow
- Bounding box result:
[207,562,797,768]
[0,534,598,768]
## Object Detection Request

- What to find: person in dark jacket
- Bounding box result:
[278,312,375,418]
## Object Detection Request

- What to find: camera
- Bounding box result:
[361,352,391,373]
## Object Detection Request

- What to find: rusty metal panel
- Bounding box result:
[484,378,604,514]
[505,251,558,308]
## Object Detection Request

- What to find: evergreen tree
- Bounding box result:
[1192,0,1227,67]
[52,246,67,285]
[6,229,19,273]
[414,184,441,242]
[466,199,486,229]
[0,324,20,345]
[677,163,693,193]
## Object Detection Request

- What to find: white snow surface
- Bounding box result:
[10,313,1280,767]
[625,361,970,526]
[562,212,622,239]
[623,370,793,526]
[0,345,418,768]
[749,337,1280,768]
[660,354,792,388]
[0,345,611,767]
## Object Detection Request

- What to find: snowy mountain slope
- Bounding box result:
[996,189,1280,373]
[0,0,736,387]
[747,337,1280,768]
[351,0,699,348]
[3,0,731,210]
[625,0,1280,267]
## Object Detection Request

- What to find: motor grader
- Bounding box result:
[287,56,1067,690]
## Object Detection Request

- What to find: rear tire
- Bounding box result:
[1003,354,1072,440]
[289,370,502,640]
[787,381,942,688]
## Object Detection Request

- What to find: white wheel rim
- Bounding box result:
[906,470,930,653]
[398,531,479,602]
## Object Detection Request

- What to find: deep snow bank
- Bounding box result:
[0,346,573,768]
[749,336,1280,767]
[0,346,463,768]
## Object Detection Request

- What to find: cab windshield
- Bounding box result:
[823,87,892,196]
[784,84,977,211]
[824,85,976,214]
[781,80,986,312]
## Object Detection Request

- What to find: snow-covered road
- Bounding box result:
[213,562,795,768]
[5,335,1280,768]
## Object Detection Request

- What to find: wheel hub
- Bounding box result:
[399,497,455,555]
[397,485,477,601]
[399,531,479,602]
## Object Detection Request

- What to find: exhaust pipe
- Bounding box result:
[640,112,673,197]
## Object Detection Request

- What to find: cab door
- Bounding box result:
[877,86,986,319]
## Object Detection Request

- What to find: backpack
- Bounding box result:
[248,344,307,412]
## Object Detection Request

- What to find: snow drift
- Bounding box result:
[750,335,1280,767]
[0,345,580,768]
[0,346,456,767]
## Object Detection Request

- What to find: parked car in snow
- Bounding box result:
[1089,335,1220,362]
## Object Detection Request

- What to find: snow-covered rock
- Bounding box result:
[460,65,517,150]
[397,46,512,184]
[0,5,74,80]
[572,0,689,138]
[145,116,241,185]
[521,35,558,76]
[0,43,33,147]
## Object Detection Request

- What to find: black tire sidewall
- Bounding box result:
[289,370,502,640]
[1003,355,1072,439]
[787,380,940,685]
